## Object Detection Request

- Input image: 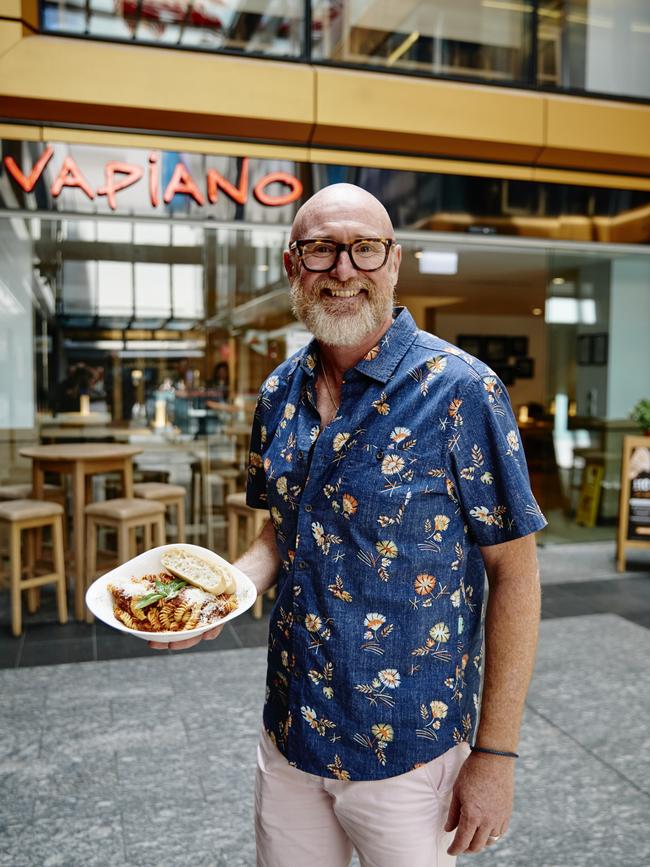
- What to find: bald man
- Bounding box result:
[153,184,545,866]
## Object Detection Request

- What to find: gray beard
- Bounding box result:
[290,277,393,347]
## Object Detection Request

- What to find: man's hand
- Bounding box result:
[148,624,223,651]
[445,753,514,855]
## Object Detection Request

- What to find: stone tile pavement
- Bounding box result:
[1,543,649,866]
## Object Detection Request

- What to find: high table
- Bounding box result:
[19,444,143,620]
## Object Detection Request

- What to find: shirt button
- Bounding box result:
[298,561,307,569]
[304,504,312,512]
[298,450,304,459]
[376,450,384,460]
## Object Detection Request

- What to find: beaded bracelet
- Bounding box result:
[471,746,519,759]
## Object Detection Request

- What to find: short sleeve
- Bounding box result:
[449,374,547,546]
[245,396,268,510]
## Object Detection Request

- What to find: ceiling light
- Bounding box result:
[414,251,423,259]
[551,277,565,285]
[418,251,458,275]
[531,307,543,316]
[545,298,596,325]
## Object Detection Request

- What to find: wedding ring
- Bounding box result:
[487,835,502,842]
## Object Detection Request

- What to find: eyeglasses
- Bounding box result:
[289,238,394,272]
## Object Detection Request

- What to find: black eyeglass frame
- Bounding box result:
[289,238,395,272]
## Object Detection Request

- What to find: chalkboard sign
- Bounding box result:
[617,436,650,571]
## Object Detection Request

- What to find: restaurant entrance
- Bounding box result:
[3,135,650,548]
[2,208,649,548]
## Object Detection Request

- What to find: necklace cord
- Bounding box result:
[320,360,340,413]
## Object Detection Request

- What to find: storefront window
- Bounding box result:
[41,0,306,57]
[2,137,650,549]
[39,2,650,101]
[538,0,650,99]
[312,0,533,84]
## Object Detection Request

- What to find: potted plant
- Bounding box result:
[630,399,650,435]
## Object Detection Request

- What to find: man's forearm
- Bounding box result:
[234,517,280,596]
[475,565,541,751]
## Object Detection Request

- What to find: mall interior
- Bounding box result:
[1,0,649,568]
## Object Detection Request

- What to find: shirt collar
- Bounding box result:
[297,307,419,384]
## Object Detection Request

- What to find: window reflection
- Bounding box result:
[538,0,650,99]
[40,1,650,100]
[313,0,532,83]
[41,0,305,56]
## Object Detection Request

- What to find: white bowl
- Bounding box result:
[85,543,258,643]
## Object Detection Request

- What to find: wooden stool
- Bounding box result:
[0,499,67,637]
[85,498,166,622]
[0,483,66,507]
[204,467,241,549]
[226,492,274,619]
[133,482,186,543]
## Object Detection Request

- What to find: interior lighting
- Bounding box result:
[567,13,611,28]
[482,1,532,13]
[258,265,269,272]
[551,277,565,285]
[414,251,423,259]
[387,31,419,66]
[545,297,596,325]
[417,251,458,275]
[153,399,167,429]
[531,307,543,316]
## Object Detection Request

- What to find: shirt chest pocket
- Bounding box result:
[341,446,454,537]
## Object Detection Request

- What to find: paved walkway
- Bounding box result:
[1,543,649,866]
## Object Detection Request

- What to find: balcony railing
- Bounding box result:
[39,1,650,102]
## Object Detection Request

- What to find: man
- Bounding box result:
[153,184,545,866]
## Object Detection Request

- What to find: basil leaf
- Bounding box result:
[134,592,164,610]
[134,577,187,609]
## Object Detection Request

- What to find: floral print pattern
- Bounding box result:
[247,307,546,780]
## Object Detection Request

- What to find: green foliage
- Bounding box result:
[630,399,650,433]
[134,578,187,609]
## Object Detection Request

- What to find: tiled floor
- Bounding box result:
[0,593,273,668]
[1,542,648,667]
[1,543,649,866]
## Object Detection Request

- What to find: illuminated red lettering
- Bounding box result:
[4,147,303,211]
[3,146,54,192]
[207,157,249,205]
[96,161,144,210]
[254,172,302,207]
[163,162,204,206]
[149,152,160,207]
[50,157,95,200]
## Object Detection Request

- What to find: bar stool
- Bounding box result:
[203,467,241,548]
[226,492,274,619]
[85,498,166,621]
[0,499,67,637]
[0,484,68,556]
[133,482,186,543]
[0,483,66,507]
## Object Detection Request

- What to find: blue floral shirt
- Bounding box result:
[246,307,546,781]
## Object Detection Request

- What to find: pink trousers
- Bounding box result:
[255,728,471,867]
